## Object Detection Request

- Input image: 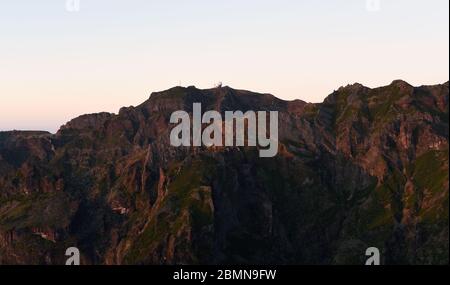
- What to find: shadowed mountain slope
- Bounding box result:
[0,81,448,264]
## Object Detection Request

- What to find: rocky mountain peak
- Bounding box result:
[0,81,448,265]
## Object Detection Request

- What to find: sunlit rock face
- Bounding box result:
[0,81,448,265]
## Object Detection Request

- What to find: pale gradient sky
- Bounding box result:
[0,0,449,133]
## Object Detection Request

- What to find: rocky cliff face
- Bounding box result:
[0,81,448,265]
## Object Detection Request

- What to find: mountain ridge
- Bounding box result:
[1,79,443,135]
[59,80,447,135]
[0,80,448,265]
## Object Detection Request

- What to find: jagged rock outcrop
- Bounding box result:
[0,81,448,264]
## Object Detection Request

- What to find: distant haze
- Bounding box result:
[0,0,449,133]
